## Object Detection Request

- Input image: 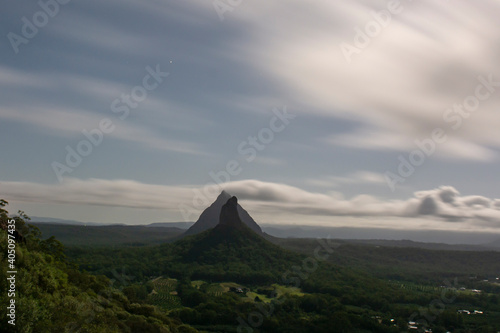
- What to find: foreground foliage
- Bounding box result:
[0,200,195,333]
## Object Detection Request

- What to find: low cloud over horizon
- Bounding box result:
[2,178,499,232]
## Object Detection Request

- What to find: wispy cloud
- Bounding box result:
[2,178,499,229]
[0,178,192,210]
[0,66,205,155]
[0,66,53,90]
[226,181,500,228]
[306,171,386,188]
[0,105,203,155]
[222,0,500,161]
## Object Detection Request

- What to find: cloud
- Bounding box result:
[47,0,210,58]
[306,171,386,188]
[252,156,286,166]
[417,196,438,216]
[0,66,52,90]
[0,105,202,155]
[412,186,500,223]
[494,200,500,210]
[220,0,500,161]
[225,181,500,228]
[0,67,205,155]
[0,178,193,210]
[2,178,499,229]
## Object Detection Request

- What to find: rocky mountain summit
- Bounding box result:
[183,191,262,236]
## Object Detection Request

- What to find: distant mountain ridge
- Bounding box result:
[146,222,194,229]
[262,225,500,247]
[487,239,500,248]
[30,217,195,229]
[31,223,184,246]
[29,216,101,225]
[183,190,262,237]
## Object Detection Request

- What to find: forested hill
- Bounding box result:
[164,196,304,284]
[0,200,197,333]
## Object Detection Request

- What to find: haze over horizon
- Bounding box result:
[2,0,500,238]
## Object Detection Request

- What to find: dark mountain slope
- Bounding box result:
[165,197,301,283]
[183,191,262,237]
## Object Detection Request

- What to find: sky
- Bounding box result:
[1,0,500,237]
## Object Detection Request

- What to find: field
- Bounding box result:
[193,281,307,303]
[148,277,182,311]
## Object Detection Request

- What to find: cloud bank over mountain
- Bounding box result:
[2,179,499,231]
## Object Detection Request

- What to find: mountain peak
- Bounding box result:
[219,196,243,227]
[219,190,231,197]
[219,190,231,199]
[225,195,238,207]
[183,191,263,237]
